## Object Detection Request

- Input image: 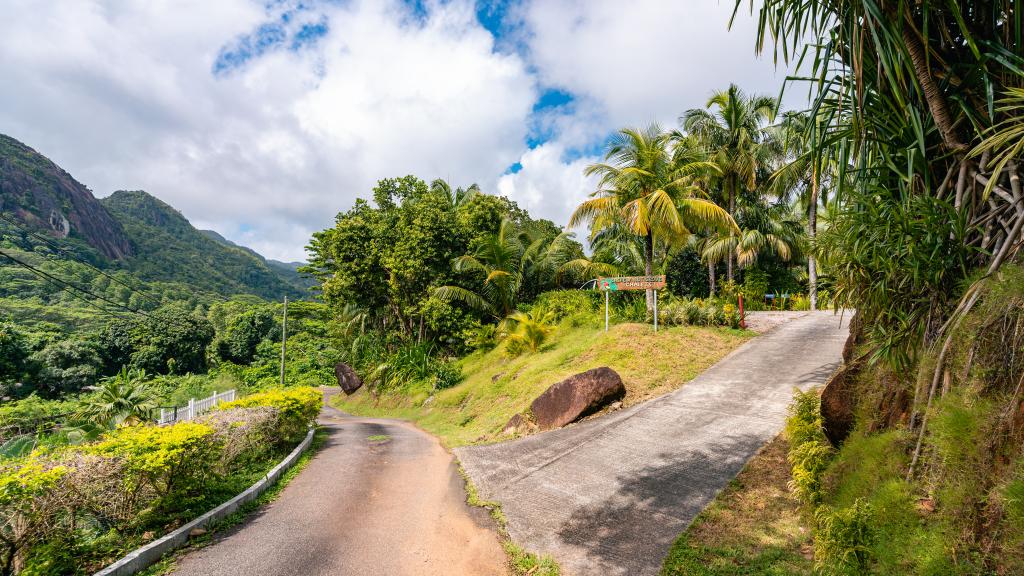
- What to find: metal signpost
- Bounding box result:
[596,275,667,332]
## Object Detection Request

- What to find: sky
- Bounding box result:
[0,0,802,262]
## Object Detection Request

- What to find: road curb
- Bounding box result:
[93,427,316,576]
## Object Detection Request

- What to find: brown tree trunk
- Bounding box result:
[727,176,735,282]
[708,261,717,296]
[901,22,966,152]
[809,169,819,310]
[644,231,655,315]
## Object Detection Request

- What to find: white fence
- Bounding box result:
[158,389,236,425]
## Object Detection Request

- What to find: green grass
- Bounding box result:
[134,428,328,576]
[334,321,752,447]
[366,434,391,442]
[661,436,814,576]
[459,465,560,576]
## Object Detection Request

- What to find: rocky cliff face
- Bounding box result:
[0,134,132,259]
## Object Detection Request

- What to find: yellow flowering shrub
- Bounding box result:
[217,387,321,443]
[89,422,219,499]
[0,456,68,574]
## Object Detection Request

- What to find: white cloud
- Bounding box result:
[0,0,536,261]
[497,143,596,231]
[0,0,803,261]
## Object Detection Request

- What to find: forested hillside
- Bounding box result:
[0,133,307,303]
[101,190,306,299]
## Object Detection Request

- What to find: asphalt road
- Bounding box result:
[456,310,849,576]
[170,396,507,576]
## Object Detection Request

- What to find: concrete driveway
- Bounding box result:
[455,310,848,576]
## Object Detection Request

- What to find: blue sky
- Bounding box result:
[0,0,799,261]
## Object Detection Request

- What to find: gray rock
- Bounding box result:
[334,362,363,395]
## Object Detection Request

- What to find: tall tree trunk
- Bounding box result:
[727,176,735,282]
[708,261,717,296]
[809,170,819,311]
[901,22,966,152]
[644,231,655,315]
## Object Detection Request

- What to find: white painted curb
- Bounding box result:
[94,427,316,576]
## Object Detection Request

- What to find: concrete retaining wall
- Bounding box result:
[93,427,316,576]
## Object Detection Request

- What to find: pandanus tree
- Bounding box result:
[682,85,780,282]
[738,0,1024,475]
[570,124,737,315]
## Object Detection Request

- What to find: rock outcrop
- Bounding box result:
[0,134,133,259]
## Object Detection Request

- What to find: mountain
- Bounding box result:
[0,133,308,301]
[0,134,132,259]
[101,191,306,300]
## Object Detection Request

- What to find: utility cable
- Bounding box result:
[0,248,158,320]
[0,211,164,307]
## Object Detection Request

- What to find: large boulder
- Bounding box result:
[334,362,363,395]
[530,367,625,430]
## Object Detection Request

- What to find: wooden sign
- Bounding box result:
[597,275,666,291]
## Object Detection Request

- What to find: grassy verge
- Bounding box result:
[335,322,752,447]
[660,435,813,576]
[458,465,560,576]
[136,428,329,576]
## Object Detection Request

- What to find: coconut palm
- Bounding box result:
[702,201,804,271]
[435,220,600,319]
[569,124,737,315]
[768,111,837,310]
[683,85,780,281]
[78,367,157,427]
[430,179,480,209]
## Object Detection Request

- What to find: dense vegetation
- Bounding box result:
[0,387,320,575]
[682,1,1024,573]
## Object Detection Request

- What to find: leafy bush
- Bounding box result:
[0,386,314,574]
[533,290,597,322]
[0,455,68,575]
[197,407,280,469]
[217,386,321,443]
[658,297,735,328]
[431,361,462,391]
[465,323,498,351]
[814,498,875,575]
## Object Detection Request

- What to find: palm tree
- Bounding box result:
[683,85,779,282]
[430,179,480,209]
[570,124,736,314]
[435,219,524,319]
[769,111,836,310]
[702,201,804,273]
[78,367,157,427]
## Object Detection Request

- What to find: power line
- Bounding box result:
[0,248,159,320]
[0,211,164,308]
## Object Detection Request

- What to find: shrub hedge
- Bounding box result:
[0,386,321,575]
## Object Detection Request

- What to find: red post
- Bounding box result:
[738,294,746,329]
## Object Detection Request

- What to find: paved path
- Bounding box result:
[456,311,848,576]
[171,394,507,576]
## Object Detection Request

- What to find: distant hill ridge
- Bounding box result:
[0,133,308,300]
